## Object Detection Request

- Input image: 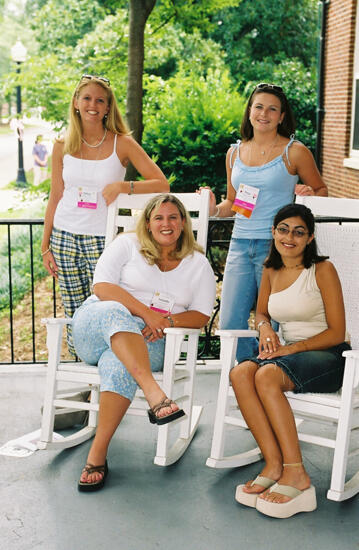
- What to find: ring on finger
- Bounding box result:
[157,328,162,334]
[266,337,271,342]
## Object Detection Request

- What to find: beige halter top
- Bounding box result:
[268,264,328,345]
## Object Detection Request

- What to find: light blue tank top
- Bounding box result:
[230,138,298,239]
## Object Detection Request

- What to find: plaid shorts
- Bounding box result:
[50,227,105,355]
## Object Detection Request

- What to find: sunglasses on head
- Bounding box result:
[256,83,283,93]
[81,74,110,86]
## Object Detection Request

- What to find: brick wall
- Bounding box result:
[322,0,359,197]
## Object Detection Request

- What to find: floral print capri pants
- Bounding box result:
[72,295,165,401]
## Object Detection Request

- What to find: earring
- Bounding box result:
[76,109,80,115]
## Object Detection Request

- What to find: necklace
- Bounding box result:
[249,134,278,166]
[82,128,107,148]
[282,262,304,270]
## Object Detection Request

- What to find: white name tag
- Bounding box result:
[150,291,175,315]
[77,186,97,209]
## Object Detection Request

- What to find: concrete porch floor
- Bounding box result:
[1,365,359,550]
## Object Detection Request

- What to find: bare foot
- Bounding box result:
[80,462,106,484]
[147,390,179,419]
[243,462,282,495]
[259,464,311,503]
[80,449,107,484]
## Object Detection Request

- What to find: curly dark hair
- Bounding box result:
[240,83,296,141]
[264,203,328,270]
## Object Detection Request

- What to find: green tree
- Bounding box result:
[143,68,245,195]
[210,0,318,81]
[30,0,105,53]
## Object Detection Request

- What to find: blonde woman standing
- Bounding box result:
[41,75,169,355]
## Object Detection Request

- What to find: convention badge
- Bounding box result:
[231,183,259,218]
[77,186,98,209]
[150,291,175,314]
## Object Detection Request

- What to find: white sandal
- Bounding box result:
[256,483,317,518]
[235,475,277,508]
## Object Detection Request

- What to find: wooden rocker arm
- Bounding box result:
[216,329,259,338]
[342,350,359,389]
[41,317,72,326]
[163,327,201,335]
[41,318,71,361]
[343,350,359,360]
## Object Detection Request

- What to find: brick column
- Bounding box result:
[322,0,359,197]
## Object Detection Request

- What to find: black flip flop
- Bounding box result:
[148,398,185,425]
[78,460,108,492]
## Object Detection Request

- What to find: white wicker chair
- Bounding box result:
[206,197,359,501]
[38,190,210,466]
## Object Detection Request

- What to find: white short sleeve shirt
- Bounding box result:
[92,233,216,317]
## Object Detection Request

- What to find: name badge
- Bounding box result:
[77,186,97,209]
[231,183,259,218]
[150,291,175,315]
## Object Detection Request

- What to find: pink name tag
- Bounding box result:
[77,187,97,209]
[232,183,259,219]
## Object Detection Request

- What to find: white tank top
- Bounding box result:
[53,134,126,236]
[268,264,328,344]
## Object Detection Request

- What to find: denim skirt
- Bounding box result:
[247,341,351,393]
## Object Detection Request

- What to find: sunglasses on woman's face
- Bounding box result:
[81,74,110,86]
[256,83,283,93]
[276,226,308,238]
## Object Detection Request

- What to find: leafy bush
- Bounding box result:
[143,68,245,198]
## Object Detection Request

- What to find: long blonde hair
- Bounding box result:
[136,194,203,264]
[63,76,130,156]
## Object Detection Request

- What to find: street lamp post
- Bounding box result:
[11,40,27,187]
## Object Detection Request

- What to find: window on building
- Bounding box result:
[344,2,359,168]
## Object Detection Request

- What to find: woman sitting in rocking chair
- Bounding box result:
[231,203,350,518]
[72,194,216,492]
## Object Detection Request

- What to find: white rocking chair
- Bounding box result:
[206,197,359,501]
[38,190,210,466]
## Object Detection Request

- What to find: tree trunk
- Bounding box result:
[126,0,156,180]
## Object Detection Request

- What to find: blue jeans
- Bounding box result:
[220,238,272,362]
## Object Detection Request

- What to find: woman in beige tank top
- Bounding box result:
[231,203,350,518]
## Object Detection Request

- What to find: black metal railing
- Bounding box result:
[0,217,234,365]
[0,219,57,364]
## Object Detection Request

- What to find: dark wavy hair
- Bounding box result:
[264,203,328,270]
[240,84,296,141]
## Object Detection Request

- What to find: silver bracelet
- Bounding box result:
[166,315,174,327]
[257,320,270,330]
[41,248,51,257]
[128,181,134,195]
[213,205,220,217]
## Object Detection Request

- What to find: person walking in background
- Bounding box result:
[41,74,169,356]
[232,203,350,518]
[202,83,327,363]
[32,134,49,186]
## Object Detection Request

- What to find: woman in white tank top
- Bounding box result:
[41,75,169,355]
[231,203,350,518]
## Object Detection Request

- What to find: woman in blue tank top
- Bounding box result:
[205,83,327,362]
